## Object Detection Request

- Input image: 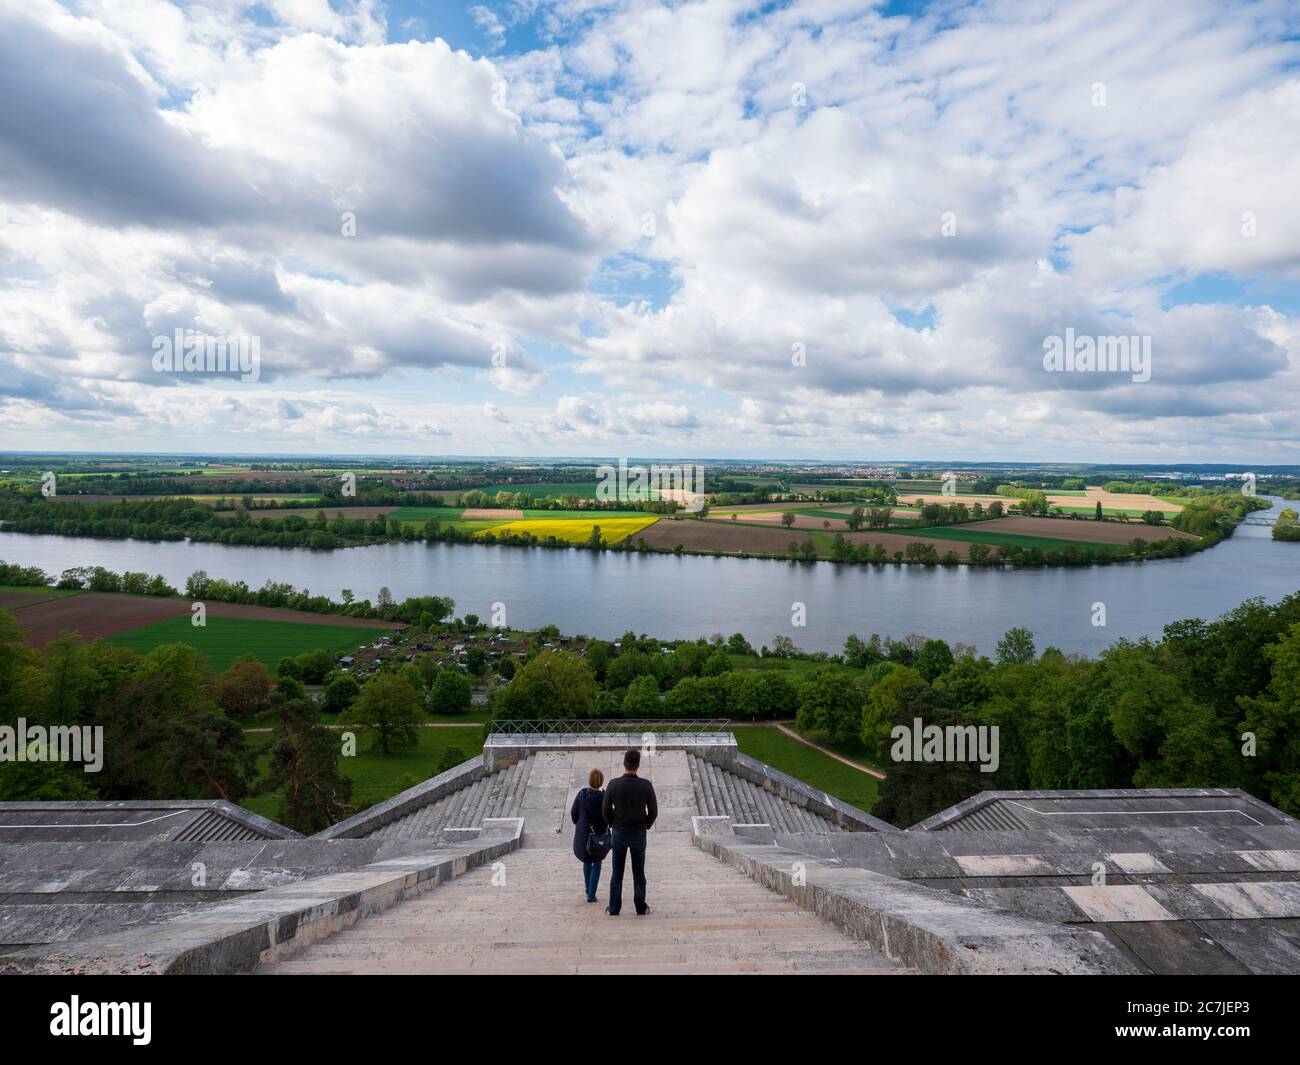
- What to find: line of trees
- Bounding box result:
[0,487,1249,569]
[482,593,1300,824]
[0,561,454,627]
[6,573,1300,829]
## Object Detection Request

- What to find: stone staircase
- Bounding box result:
[362,755,535,840]
[258,833,910,974]
[259,748,907,974]
[687,753,842,832]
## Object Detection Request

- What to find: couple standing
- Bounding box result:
[570,749,658,916]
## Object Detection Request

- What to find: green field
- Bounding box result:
[240,725,486,820]
[480,482,601,498]
[891,481,984,493]
[733,726,879,811]
[908,526,1124,552]
[390,505,463,520]
[520,507,641,519]
[106,616,382,671]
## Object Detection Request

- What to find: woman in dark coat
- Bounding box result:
[570,768,608,903]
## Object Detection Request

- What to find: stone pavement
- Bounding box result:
[258,832,910,974]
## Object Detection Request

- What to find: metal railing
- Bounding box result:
[487,719,730,735]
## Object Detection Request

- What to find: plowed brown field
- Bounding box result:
[10,592,401,646]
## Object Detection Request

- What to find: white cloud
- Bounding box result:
[2,0,1300,458]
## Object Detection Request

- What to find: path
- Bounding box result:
[773,724,886,780]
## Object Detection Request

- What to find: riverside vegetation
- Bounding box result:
[3,559,1299,832]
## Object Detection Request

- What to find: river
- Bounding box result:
[3,498,1297,656]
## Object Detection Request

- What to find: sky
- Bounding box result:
[1,0,1299,462]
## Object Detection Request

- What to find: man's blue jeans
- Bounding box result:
[608,829,647,915]
[582,859,602,902]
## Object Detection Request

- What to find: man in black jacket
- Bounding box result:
[601,748,657,916]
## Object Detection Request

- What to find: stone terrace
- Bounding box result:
[259,832,909,975]
[5,734,1298,975]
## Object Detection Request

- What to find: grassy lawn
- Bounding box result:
[734,725,879,812]
[789,723,887,773]
[106,616,382,671]
[240,725,487,821]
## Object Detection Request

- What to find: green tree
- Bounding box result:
[1238,622,1300,814]
[606,649,653,689]
[160,711,257,802]
[914,639,955,682]
[465,646,489,676]
[861,665,925,758]
[622,674,661,716]
[263,698,352,833]
[493,651,597,720]
[292,648,337,684]
[702,649,731,677]
[872,687,995,827]
[398,662,426,693]
[321,673,361,715]
[733,671,797,719]
[212,656,274,718]
[352,674,422,753]
[434,746,469,774]
[726,632,754,655]
[429,668,472,715]
[585,640,610,681]
[995,627,1036,665]
[794,668,863,745]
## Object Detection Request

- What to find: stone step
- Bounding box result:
[259,835,908,975]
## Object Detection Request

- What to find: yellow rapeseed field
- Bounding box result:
[475,516,660,544]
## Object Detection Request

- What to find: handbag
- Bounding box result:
[583,790,612,859]
[586,826,612,859]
